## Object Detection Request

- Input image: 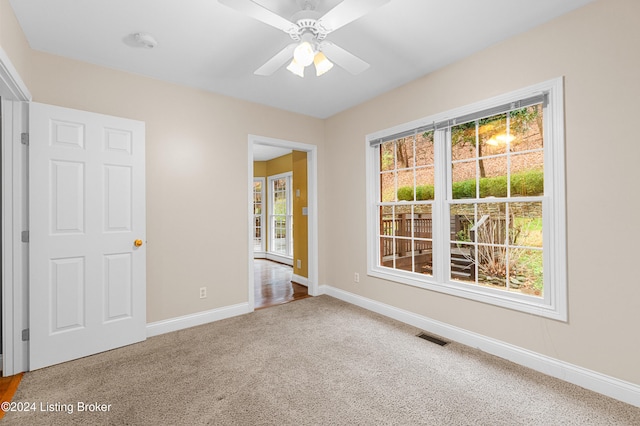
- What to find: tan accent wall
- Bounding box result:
[265,153,292,176]
[324,0,640,385]
[292,151,308,278]
[253,161,267,178]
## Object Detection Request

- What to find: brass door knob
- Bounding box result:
[134,239,143,247]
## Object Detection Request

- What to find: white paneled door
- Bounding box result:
[29,103,146,370]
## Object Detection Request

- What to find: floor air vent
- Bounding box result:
[417,332,449,346]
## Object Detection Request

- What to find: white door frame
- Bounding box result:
[248,135,319,311]
[1,46,32,376]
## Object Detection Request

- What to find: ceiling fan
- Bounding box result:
[218,0,390,77]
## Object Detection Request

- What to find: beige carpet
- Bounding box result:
[4,296,640,425]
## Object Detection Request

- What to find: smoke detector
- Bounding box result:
[129,32,158,49]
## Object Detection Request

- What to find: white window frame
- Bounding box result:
[253,177,265,255]
[366,78,567,321]
[268,172,293,262]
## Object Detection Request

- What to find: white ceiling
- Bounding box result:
[10,0,593,119]
[253,144,292,161]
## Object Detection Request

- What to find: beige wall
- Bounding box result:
[0,0,29,81]
[324,0,640,385]
[2,0,638,389]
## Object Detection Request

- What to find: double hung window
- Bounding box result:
[366,79,566,320]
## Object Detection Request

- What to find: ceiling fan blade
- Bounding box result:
[316,0,390,33]
[320,41,370,75]
[254,43,297,76]
[218,0,297,33]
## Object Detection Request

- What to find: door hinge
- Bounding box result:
[21,132,29,146]
[21,230,29,243]
[22,329,29,341]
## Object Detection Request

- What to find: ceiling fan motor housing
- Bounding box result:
[288,7,326,41]
[289,19,327,42]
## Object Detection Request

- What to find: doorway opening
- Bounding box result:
[253,259,310,310]
[248,135,318,311]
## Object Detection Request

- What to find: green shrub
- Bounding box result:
[510,169,544,196]
[398,185,433,201]
[480,175,508,198]
[416,185,434,200]
[453,179,477,199]
[397,186,415,201]
[396,169,543,201]
[397,185,435,201]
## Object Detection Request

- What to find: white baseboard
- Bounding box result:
[292,274,308,286]
[266,253,293,266]
[146,302,251,338]
[320,285,640,408]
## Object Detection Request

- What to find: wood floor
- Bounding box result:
[0,373,23,420]
[254,259,310,310]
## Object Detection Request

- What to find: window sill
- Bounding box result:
[368,266,566,321]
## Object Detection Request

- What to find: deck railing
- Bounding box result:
[381,213,512,278]
[381,214,433,257]
[382,214,470,257]
[381,214,510,257]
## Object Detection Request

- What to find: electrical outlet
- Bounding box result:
[354,273,360,283]
[297,259,302,269]
[199,287,207,299]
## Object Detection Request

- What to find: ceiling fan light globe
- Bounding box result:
[286,59,305,77]
[293,41,315,67]
[314,52,333,76]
